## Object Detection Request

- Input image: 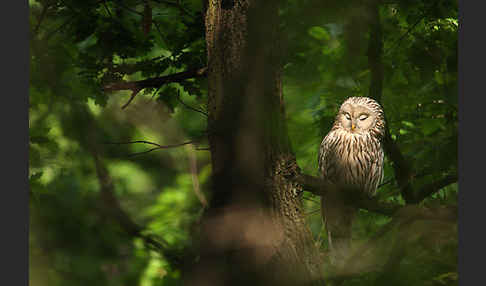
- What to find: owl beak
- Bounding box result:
[351,123,356,131]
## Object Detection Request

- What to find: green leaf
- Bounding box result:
[401,121,415,128]
[308,26,330,41]
[422,119,443,135]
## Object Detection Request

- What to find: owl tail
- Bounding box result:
[321,191,357,268]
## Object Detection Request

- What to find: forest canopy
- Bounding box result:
[29,0,457,285]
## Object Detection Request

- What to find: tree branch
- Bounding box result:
[366,2,457,205]
[92,152,144,236]
[414,174,458,203]
[103,67,207,109]
[69,104,192,266]
[382,130,415,202]
[293,173,402,216]
[329,204,457,282]
[366,1,416,203]
[128,141,195,157]
[56,104,197,273]
[104,139,201,157]
[92,151,188,265]
[33,1,50,35]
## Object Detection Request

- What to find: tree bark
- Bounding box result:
[185,1,324,285]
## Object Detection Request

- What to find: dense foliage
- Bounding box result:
[29,0,458,285]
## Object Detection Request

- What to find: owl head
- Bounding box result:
[334,97,385,137]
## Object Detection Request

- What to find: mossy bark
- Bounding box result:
[188,1,325,285]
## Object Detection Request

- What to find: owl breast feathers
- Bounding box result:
[318,97,385,196]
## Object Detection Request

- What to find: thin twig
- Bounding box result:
[33,1,50,35]
[128,141,195,157]
[121,87,143,109]
[177,91,208,117]
[378,177,395,188]
[128,147,165,157]
[105,139,200,157]
[104,140,166,147]
[384,0,440,56]
[102,0,113,18]
[384,16,425,56]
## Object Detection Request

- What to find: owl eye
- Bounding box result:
[344,113,351,120]
[359,114,368,121]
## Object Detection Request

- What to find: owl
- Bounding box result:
[318,96,386,265]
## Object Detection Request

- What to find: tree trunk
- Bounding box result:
[185,1,324,285]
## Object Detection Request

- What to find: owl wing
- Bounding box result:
[318,132,338,181]
[369,146,385,196]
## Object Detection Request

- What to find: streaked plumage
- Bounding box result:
[318,96,385,265]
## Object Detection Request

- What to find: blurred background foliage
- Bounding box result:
[29,0,457,285]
